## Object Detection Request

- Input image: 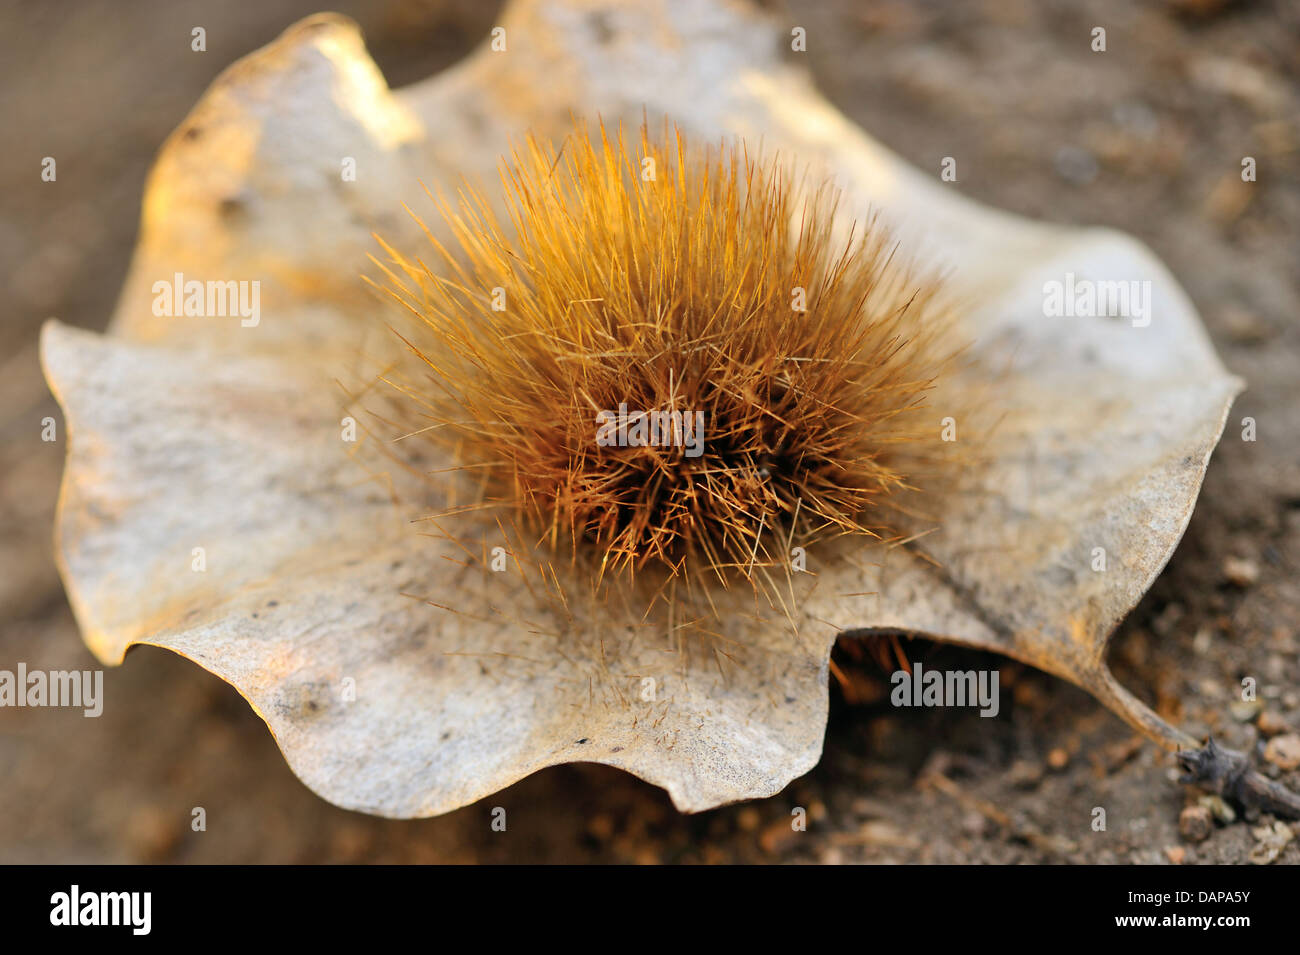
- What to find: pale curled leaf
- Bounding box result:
[42,1,1241,815]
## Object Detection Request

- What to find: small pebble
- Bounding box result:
[1257,711,1291,737]
[1267,654,1288,680]
[1111,101,1158,139]
[586,813,615,841]
[1006,758,1045,790]
[1230,699,1262,723]
[1179,805,1213,843]
[1198,794,1237,825]
[1164,845,1187,865]
[1248,820,1294,865]
[1053,145,1099,185]
[1220,306,1271,345]
[1263,734,1300,771]
[1222,556,1260,588]
[1202,175,1253,225]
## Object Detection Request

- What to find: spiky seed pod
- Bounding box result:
[370,121,957,599]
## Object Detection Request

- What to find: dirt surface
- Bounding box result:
[1,0,1297,863]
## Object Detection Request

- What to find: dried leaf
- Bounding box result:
[42,2,1244,816]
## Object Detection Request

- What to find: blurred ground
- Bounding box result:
[1,0,1297,863]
